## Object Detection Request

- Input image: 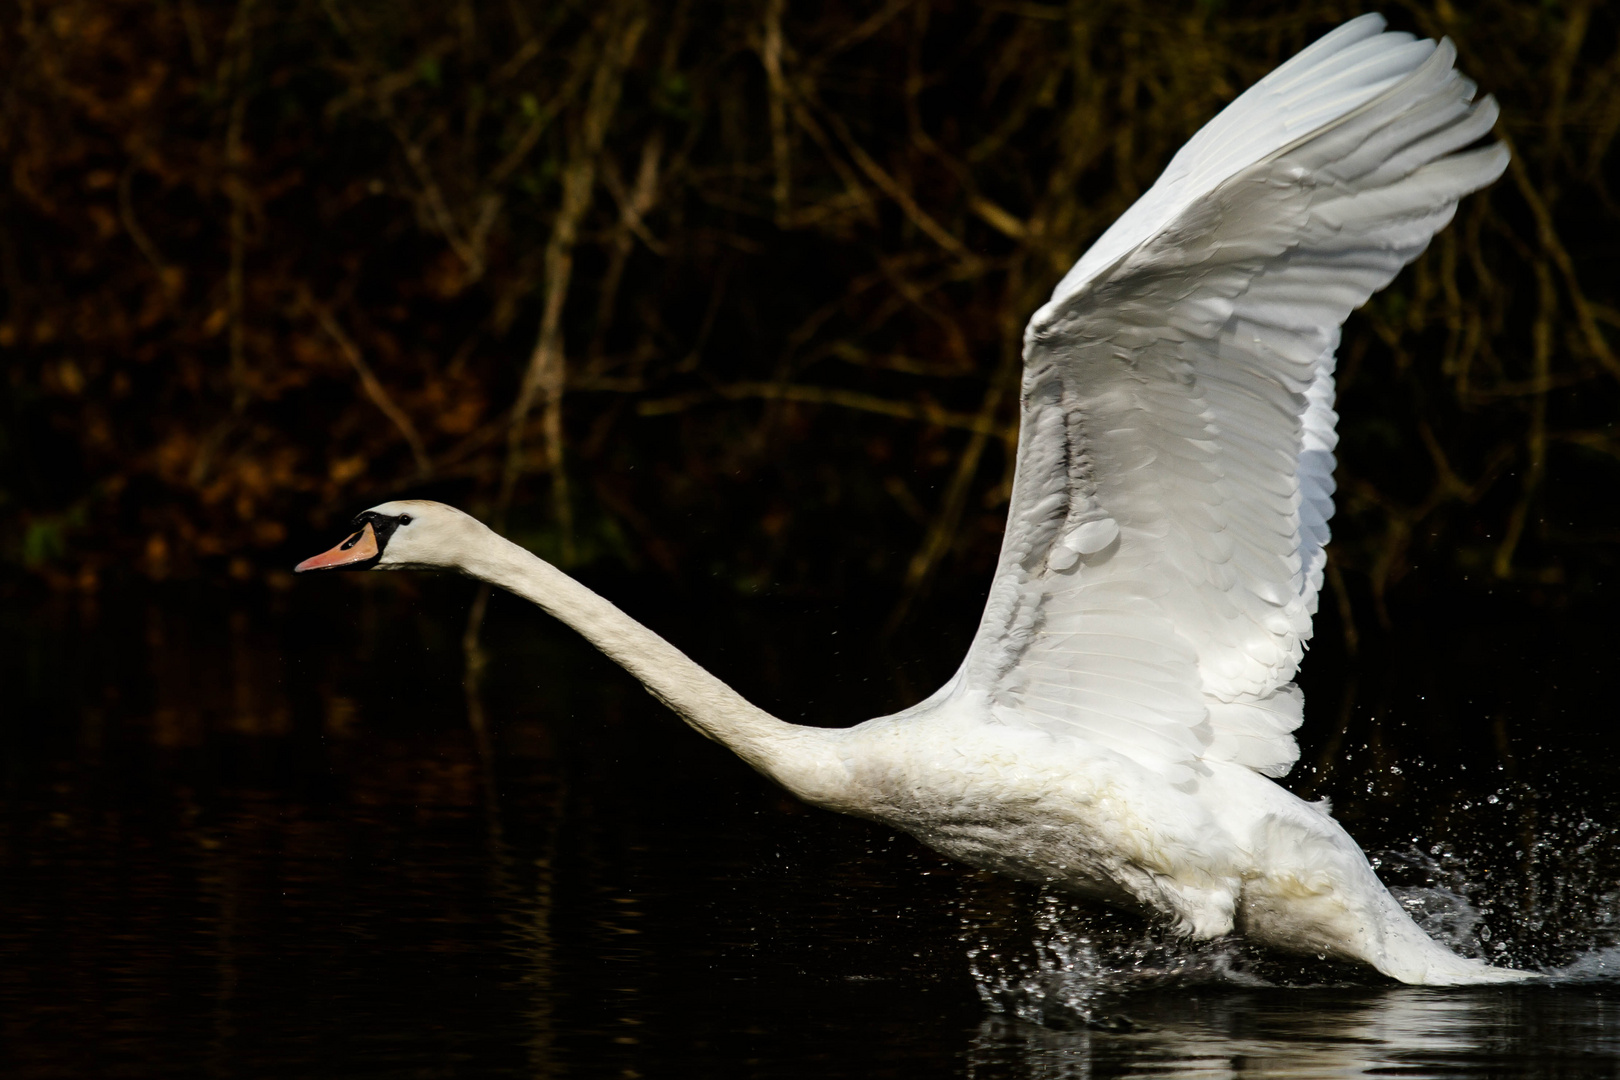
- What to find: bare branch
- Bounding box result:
[499,9,647,559]
[636,380,1006,436]
[301,288,434,478]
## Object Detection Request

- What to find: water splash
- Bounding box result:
[1372,795,1620,976]
[1393,886,1486,955]
[1545,945,1620,982]
[1372,823,1620,983]
[1378,846,1493,959]
[962,891,1267,1026]
[966,892,1105,1026]
[958,784,1620,1022]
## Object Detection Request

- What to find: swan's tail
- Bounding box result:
[1375,946,1534,986]
[1240,799,1537,986]
[1369,894,1535,986]
[1231,773,1538,985]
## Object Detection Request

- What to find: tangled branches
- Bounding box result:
[0,0,1614,628]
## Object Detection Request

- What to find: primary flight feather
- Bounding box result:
[978,16,1506,787]
[299,15,1523,985]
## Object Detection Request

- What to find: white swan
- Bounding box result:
[298,16,1526,985]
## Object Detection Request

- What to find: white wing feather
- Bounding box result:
[955,16,1506,781]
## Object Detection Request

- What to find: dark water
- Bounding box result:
[4,573,1620,1077]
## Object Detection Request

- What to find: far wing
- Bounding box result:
[956,17,1506,781]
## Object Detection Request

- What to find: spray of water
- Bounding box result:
[959,787,1620,1023]
[962,891,1268,1026]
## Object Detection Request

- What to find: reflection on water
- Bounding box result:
[967,988,1620,1078]
[3,580,1620,1077]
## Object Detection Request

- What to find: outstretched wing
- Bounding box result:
[955,16,1506,781]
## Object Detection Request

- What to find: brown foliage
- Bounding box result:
[0,0,1615,620]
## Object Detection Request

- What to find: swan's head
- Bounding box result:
[294,499,485,573]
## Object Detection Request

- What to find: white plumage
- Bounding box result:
[300,16,1526,985]
[979,16,1507,785]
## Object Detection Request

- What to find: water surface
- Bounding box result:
[3,577,1618,1077]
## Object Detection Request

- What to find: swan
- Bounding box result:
[297,16,1527,985]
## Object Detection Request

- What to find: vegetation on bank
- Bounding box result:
[0,0,1615,632]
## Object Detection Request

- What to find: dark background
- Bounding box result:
[0,0,1615,634]
[4,4,1620,1075]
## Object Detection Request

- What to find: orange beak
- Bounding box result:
[294,521,380,572]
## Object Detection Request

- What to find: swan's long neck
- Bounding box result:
[455,529,852,807]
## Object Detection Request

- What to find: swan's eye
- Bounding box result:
[398,514,413,526]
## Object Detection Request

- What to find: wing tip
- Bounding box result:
[1477,137,1511,182]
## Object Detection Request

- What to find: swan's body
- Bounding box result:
[299,17,1526,985]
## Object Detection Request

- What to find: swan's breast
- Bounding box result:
[828,712,1244,918]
